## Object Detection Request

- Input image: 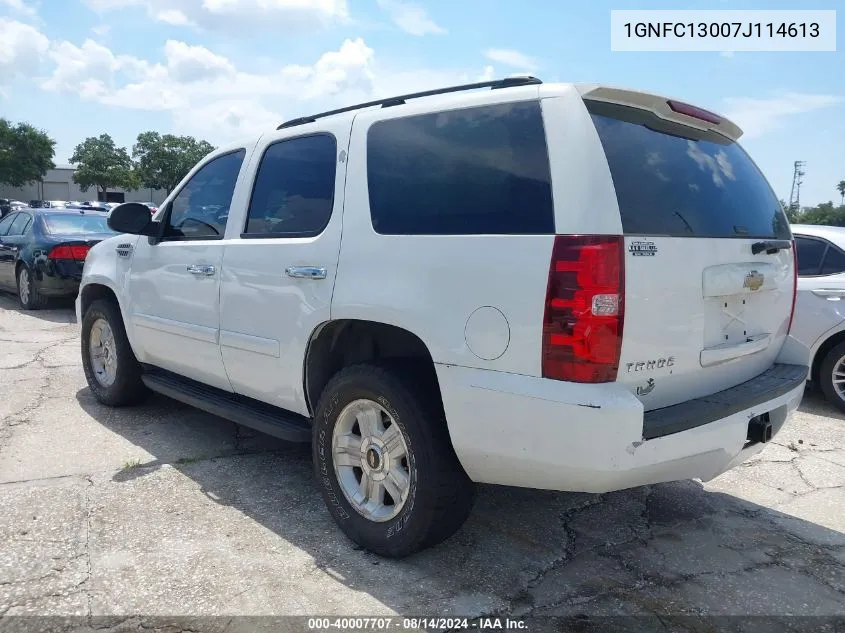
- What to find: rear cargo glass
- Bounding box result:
[587,101,789,240]
[43,213,114,235]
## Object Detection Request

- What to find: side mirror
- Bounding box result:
[108,202,158,236]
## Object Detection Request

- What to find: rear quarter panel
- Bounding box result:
[333,87,624,375]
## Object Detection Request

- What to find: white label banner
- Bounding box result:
[610,10,836,52]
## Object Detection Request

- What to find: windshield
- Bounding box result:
[43,213,115,235]
[587,101,790,240]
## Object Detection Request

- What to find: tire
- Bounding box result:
[81,298,147,407]
[819,340,845,413]
[313,363,474,557]
[16,265,49,310]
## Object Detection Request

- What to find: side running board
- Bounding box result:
[141,370,312,443]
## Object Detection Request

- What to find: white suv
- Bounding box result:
[76,77,807,557]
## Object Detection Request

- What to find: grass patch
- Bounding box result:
[121,458,143,471]
[175,455,205,465]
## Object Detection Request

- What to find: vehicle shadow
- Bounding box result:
[74,387,845,620]
[798,381,845,421]
[0,293,77,324]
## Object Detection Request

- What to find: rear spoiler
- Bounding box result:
[576,84,742,142]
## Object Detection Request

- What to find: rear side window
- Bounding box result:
[0,213,17,235]
[588,101,790,240]
[367,102,554,235]
[821,245,845,275]
[8,213,31,235]
[795,237,825,275]
[244,134,337,237]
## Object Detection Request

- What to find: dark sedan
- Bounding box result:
[0,208,116,309]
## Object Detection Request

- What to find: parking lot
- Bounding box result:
[1,294,844,624]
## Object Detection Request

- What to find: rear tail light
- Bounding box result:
[787,241,798,334]
[542,235,625,383]
[667,100,722,125]
[49,245,90,261]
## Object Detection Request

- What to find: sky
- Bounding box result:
[0,0,842,206]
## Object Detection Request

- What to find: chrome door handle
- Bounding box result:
[812,289,845,300]
[187,264,215,276]
[285,266,327,280]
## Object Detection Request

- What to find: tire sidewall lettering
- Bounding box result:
[318,385,418,537]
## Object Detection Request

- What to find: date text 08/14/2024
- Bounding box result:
[307,618,527,630]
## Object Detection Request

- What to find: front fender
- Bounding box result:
[79,235,140,352]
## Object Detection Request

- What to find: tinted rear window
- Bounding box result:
[367,102,554,235]
[588,101,789,239]
[43,213,114,235]
[244,134,337,237]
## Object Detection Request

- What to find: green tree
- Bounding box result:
[132,132,216,195]
[837,180,845,206]
[0,119,56,187]
[70,134,134,198]
[801,202,845,227]
[780,198,800,223]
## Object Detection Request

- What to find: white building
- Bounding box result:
[0,164,167,205]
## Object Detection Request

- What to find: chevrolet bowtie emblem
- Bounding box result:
[744,270,764,292]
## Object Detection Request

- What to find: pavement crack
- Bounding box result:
[791,461,819,492]
[83,474,94,617]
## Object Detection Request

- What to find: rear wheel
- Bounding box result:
[81,299,147,406]
[313,363,474,557]
[17,265,48,310]
[819,341,845,413]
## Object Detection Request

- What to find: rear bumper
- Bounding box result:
[436,363,807,493]
[34,260,83,298]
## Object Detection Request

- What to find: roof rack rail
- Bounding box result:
[276,76,542,130]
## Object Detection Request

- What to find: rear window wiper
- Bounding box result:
[752,240,792,255]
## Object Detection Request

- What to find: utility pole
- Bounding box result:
[789,160,806,214]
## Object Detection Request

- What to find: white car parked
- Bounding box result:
[786,224,845,411]
[76,77,807,557]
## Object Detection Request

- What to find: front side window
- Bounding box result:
[165,150,246,239]
[367,101,554,235]
[244,134,337,237]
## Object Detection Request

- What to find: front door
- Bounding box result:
[219,124,349,415]
[126,148,250,391]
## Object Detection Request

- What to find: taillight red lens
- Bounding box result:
[542,235,625,383]
[667,100,722,125]
[49,245,90,260]
[787,241,798,334]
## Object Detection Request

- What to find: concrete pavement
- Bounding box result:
[1,294,844,628]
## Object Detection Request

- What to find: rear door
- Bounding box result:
[218,123,348,415]
[586,98,794,410]
[0,212,32,287]
[791,233,845,350]
[0,213,20,288]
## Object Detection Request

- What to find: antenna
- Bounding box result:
[789,160,806,214]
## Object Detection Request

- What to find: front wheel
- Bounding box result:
[81,299,147,406]
[819,340,845,413]
[313,363,474,557]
